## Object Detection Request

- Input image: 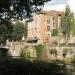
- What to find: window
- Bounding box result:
[58,14,61,16]
[53,17,55,20]
[47,26,50,31]
[47,16,51,24]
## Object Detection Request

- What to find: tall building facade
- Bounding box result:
[27,10,62,44]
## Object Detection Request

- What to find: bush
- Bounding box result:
[51,29,58,36]
[50,48,57,56]
[20,46,30,59]
[63,47,69,58]
[34,44,43,60]
[71,55,75,64]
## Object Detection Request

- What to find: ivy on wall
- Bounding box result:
[34,44,43,60]
[51,29,58,36]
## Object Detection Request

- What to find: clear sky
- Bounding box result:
[43,0,75,15]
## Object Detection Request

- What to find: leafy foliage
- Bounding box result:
[24,22,27,38]
[71,19,75,36]
[20,46,36,59]
[12,21,25,41]
[0,20,13,44]
[61,5,74,44]
[63,47,69,58]
[50,48,57,56]
[71,55,75,64]
[35,44,43,60]
[20,46,29,59]
[0,0,51,20]
[51,29,58,36]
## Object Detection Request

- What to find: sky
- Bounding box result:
[43,0,75,15]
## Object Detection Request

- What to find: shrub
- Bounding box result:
[20,48,26,58]
[20,46,30,59]
[50,48,57,56]
[71,55,75,63]
[12,21,25,41]
[51,29,58,36]
[34,44,43,60]
[63,47,69,58]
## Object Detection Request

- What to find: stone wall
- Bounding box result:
[6,41,75,60]
[6,41,26,56]
[6,41,37,58]
[40,46,75,60]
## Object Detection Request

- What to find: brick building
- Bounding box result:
[27,10,62,44]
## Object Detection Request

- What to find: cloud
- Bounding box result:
[43,4,66,11]
[45,0,67,6]
[68,0,75,13]
[43,0,67,11]
[43,0,75,15]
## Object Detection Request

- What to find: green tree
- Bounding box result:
[61,5,74,45]
[0,0,51,20]
[71,19,75,36]
[0,20,13,44]
[24,22,27,38]
[12,21,25,41]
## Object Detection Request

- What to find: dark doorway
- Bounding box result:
[0,48,8,56]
